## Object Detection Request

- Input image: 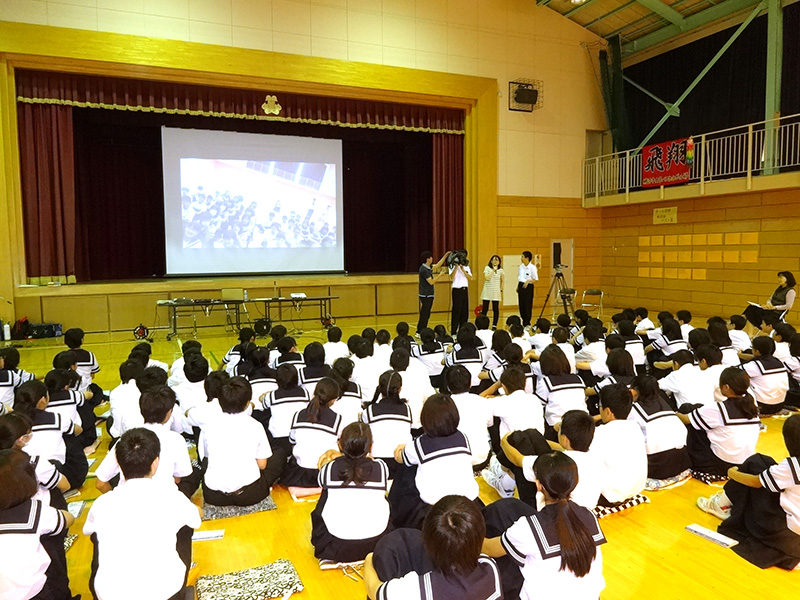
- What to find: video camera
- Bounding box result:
[554,263,569,275]
[446,249,470,268]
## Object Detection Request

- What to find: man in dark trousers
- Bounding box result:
[517,251,538,328]
[418,250,450,333]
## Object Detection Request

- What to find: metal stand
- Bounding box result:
[537,272,576,322]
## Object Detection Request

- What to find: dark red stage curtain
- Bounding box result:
[15,69,465,134]
[432,133,464,258]
[16,102,77,282]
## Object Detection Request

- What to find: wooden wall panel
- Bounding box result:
[330,285,374,318]
[41,295,108,332]
[13,296,41,323]
[377,283,418,316]
[108,293,169,331]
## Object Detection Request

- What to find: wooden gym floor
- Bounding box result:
[12,313,798,598]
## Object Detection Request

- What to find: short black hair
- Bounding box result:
[355,339,374,359]
[127,349,149,369]
[116,428,160,480]
[276,363,299,389]
[671,349,695,368]
[183,354,209,383]
[782,414,800,456]
[136,366,169,393]
[139,385,176,424]
[657,311,673,323]
[327,326,343,343]
[775,323,797,342]
[277,336,297,354]
[181,340,202,355]
[556,314,571,328]
[390,348,410,372]
[361,327,376,344]
[133,341,153,356]
[762,312,780,328]
[420,250,433,263]
[522,250,532,260]
[706,316,726,327]
[617,320,635,337]
[500,367,526,393]
[604,334,625,351]
[396,321,410,337]
[687,328,712,350]
[552,327,569,344]
[505,315,522,328]
[422,495,485,578]
[634,307,648,319]
[119,359,145,384]
[445,365,471,395]
[376,329,391,345]
[753,336,776,356]
[420,394,459,437]
[204,370,229,401]
[304,342,326,367]
[676,310,692,324]
[509,323,524,338]
[0,347,21,370]
[0,449,38,509]
[560,410,595,451]
[583,324,602,343]
[218,377,253,414]
[475,315,490,330]
[730,314,747,330]
[694,344,722,367]
[64,328,84,349]
[238,327,256,342]
[13,380,48,417]
[347,335,363,355]
[535,318,551,334]
[599,383,633,419]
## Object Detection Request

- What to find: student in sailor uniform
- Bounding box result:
[584,348,635,415]
[365,494,503,600]
[14,380,88,492]
[482,452,606,600]
[323,326,350,367]
[245,347,278,408]
[479,343,535,397]
[728,314,752,352]
[644,318,689,377]
[0,449,75,600]
[312,422,392,563]
[784,333,800,408]
[201,377,275,506]
[481,330,513,376]
[412,328,446,389]
[678,367,761,478]
[84,428,201,600]
[550,327,577,373]
[283,378,343,488]
[168,340,203,388]
[272,336,305,370]
[298,342,333,396]
[389,394,480,529]
[592,384,647,506]
[445,366,493,470]
[742,336,789,415]
[772,323,795,363]
[697,415,800,570]
[329,358,365,427]
[221,327,256,375]
[394,322,418,351]
[535,345,587,439]
[0,347,36,385]
[433,324,454,346]
[617,320,646,375]
[390,348,435,433]
[96,386,193,497]
[628,375,690,480]
[43,369,83,432]
[708,322,741,367]
[63,328,100,394]
[444,325,485,389]
[265,324,288,366]
[361,371,412,480]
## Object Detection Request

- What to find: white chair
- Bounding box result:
[580,289,604,319]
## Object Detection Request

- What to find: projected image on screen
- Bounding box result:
[180,159,337,250]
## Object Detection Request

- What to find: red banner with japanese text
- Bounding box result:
[641,138,693,188]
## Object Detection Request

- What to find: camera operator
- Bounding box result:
[448,249,473,335]
[517,250,539,327]
[418,250,451,332]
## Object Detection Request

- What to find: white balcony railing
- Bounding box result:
[582,113,800,204]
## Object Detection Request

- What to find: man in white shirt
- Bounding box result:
[449,255,473,336]
[659,350,716,409]
[517,251,538,328]
[84,428,201,600]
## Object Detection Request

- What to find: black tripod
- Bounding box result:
[537,271,576,321]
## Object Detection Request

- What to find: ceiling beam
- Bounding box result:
[633,0,687,27]
[584,0,638,28]
[620,0,763,54]
[565,0,603,18]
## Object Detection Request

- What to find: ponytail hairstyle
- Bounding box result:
[337,421,374,486]
[419,328,439,353]
[370,370,404,406]
[719,366,758,419]
[533,452,597,577]
[0,413,33,450]
[308,377,340,424]
[13,380,48,417]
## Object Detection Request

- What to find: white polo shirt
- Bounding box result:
[760,456,800,535]
[659,363,716,408]
[109,380,141,438]
[168,356,187,388]
[173,379,207,414]
[351,355,383,400]
[492,389,545,439]
[83,478,201,600]
[450,391,493,465]
[323,341,350,366]
[0,499,68,600]
[518,262,538,285]
[449,265,472,288]
[589,419,647,504]
[729,329,751,352]
[95,422,192,486]
[203,412,272,493]
[395,366,436,429]
[575,341,606,364]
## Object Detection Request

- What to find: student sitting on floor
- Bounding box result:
[108,359,145,440]
[551,326,577,373]
[433,324,453,346]
[266,324,288,366]
[63,328,100,396]
[475,314,494,348]
[585,348,636,415]
[493,368,545,442]
[313,422,392,563]
[480,342,535,396]
[323,326,350,367]
[696,344,727,404]
[50,351,98,453]
[509,323,533,354]
[784,334,800,409]
[707,322,741,367]
[0,347,36,384]
[628,375,690,481]
[394,321,417,350]
[43,369,83,434]
[84,428,201,600]
[361,371,412,480]
[352,339,382,400]
[697,414,800,571]
[772,323,795,363]
[283,378,343,489]
[444,325,486,389]
[329,358,365,427]
[443,366,492,469]
[245,347,278,402]
[574,323,606,364]
[232,342,258,378]
[0,448,75,600]
[617,319,646,375]
[373,329,394,369]
[529,318,552,354]
[221,327,256,375]
[390,348,435,431]
[366,495,501,600]
[168,340,203,388]
[658,349,712,411]
[14,380,87,492]
[728,314,752,352]
[174,353,210,415]
[411,328,446,389]
[634,306,655,337]
[743,336,790,415]
[591,384,647,506]
[482,452,606,600]
[298,342,332,396]
[389,394,480,529]
[678,367,761,479]
[645,317,689,377]
[272,336,305,370]
[201,377,275,507]
[535,346,587,438]
[186,371,230,464]
[96,385,193,497]
[501,409,602,510]
[677,310,694,343]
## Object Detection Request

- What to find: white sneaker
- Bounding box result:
[481,457,515,499]
[697,491,731,520]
